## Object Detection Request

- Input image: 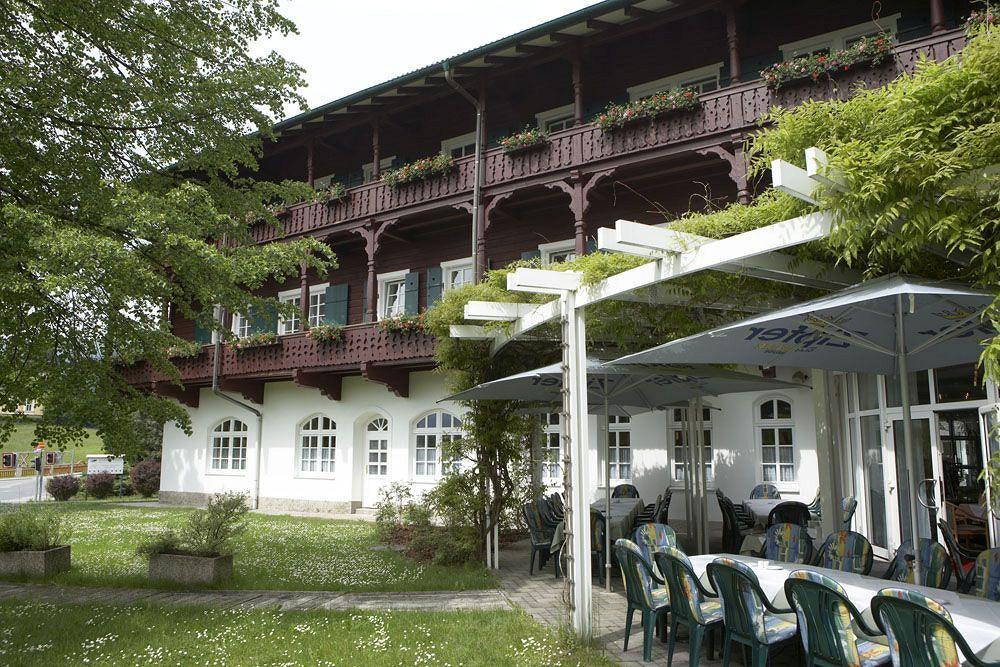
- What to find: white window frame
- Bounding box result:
[540,412,562,485]
[441,131,477,159]
[607,415,632,482]
[627,62,724,101]
[231,311,252,338]
[668,406,715,487]
[363,155,397,183]
[412,410,463,478]
[538,239,576,266]
[755,395,797,490]
[441,257,474,292]
[305,283,328,328]
[277,287,302,335]
[535,104,575,133]
[313,173,335,190]
[779,15,900,59]
[296,414,337,478]
[376,269,409,320]
[366,417,390,477]
[208,418,248,475]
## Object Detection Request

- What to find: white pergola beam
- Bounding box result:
[805,147,848,193]
[449,325,492,340]
[507,268,582,295]
[772,159,820,204]
[613,219,707,253]
[464,301,540,321]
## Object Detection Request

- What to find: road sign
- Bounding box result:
[87,455,124,475]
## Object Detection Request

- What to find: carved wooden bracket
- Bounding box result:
[697,142,750,204]
[293,369,343,401]
[483,191,514,233]
[151,381,200,409]
[350,217,400,260]
[451,201,474,215]
[219,378,265,405]
[360,362,409,398]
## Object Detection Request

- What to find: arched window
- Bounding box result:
[298,415,336,476]
[210,418,248,471]
[608,415,632,481]
[756,397,795,483]
[541,413,562,483]
[366,417,389,476]
[413,410,463,477]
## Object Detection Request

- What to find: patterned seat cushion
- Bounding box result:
[855,640,891,667]
[763,612,798,644]
[700,599,723,624]
[651,586,670,608]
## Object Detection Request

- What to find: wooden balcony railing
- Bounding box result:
[254,28,967,244]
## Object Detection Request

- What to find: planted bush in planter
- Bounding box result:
[382,154,454,188]
[306,323,345,344]
[0,505,72,577]
[46,475,80,501]
[760,34,894,90]
[130,460,161,498]
[595,87,699,130]
[375,313,427,335]
[85,472,115,499]
[499,126,549,154]
[166,340,202,359]
[232,331,278,351]
[138,491,249,585]
[315,182,348,204]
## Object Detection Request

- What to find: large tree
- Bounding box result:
[0,0,331,450]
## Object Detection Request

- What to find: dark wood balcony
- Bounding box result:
[255,29,967,244]
[125,324,437,405]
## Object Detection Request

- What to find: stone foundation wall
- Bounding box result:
[159,490,356,515]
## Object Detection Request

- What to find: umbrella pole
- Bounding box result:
[696,397,709,554]
[604,386,612,591]
[896,294,924,584]
[686,400,698,553]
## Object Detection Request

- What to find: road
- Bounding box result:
[0,476,49,503]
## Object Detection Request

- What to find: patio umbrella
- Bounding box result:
[611,274,996,582]
[443,358,802,586]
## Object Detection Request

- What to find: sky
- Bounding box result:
[254,0,598,120]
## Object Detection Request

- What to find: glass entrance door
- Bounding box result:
[937,410,989,552]
[980,404,1000,547]
[859,414,890,556]
[891,417,936,544]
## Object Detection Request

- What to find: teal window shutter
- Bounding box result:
[251,303,278,334]
[426,267,444,307]
[403,271,419,315]
[586,238,598,254]
[521,249,541,262]
[324,283,349,325]
[193,323,212,344]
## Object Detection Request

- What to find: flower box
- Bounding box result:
[148,553,233,585]
[595,87,699,131]
[166,341,202,359]
[760,34,894,90]
[376,314,427,335]
[0,546,71,577]
[316,182,348,205]
[382,154,455,188]
[232,332,278,351]
[965,6,998,34]
[499,126,549,154]
[306,323,344,344]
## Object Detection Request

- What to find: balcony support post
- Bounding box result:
[306,140,315,187]
[698,141,750,205]
[724,2,742,84]
[929,0,946,33]
[353,218,398,323]
[481,192,513,275]
[572,53,584,126]
[546,169,615,255]
[371,118,381,181]
[298,262,310,328]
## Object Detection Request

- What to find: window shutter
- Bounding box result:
[193,323,212,345]
[324,283,349,325]
[251,303,278,334]
[585,238,598,254]
[521,249,541,262]
[426,267,444,307]
[403,271,419,315]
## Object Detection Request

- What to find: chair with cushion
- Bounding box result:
[633,522,678,578]
[614,538,670,663]
[815,530,874,575]
[841,496,858,531]
[806,489,822,521]
[938,518,979,593]
[761,522,813,564]
[635,493,662,525]
[707,557,798,667]
[522,501,553,574]
[717,488,755,530]
[750,483,781,500]
[656,488,673,524]
[767,501,812,528]
[654,547,723,667]
[591,509,607,584]
[613,483,640,499]
[784,570,889,667]
[872,588,1000,667]
[972,548,1000,601]
[718,494,754,554]
[884,539,951,590]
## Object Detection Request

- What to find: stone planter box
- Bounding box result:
[0,546,71,577]
[149,553,233,585]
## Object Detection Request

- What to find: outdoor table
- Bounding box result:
[591,497,644,543]
[743,498,785,529]
[688,553,1000,663]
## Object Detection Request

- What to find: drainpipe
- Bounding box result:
[443,63,483,282]
[212,305,264,510]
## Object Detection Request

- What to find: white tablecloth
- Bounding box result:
[688,553,1000,662]
[743,499,785,528]
[591,497,644,542]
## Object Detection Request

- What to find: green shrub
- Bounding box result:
[85,472,115,499]
[374,482,412,543]
[135,529,184,558]
[137,492,249,558]
[0,504,70,551]
[402,502,432,528]
[45,475,80,501]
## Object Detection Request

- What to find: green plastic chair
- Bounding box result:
[590,509,607,584]
[783,570,889,667]
[613,483,640,498]
[815,530,874,575]
[706,557,798,667]
[522,501,553,574]
[614,538,669,663]
[884,539,951,589]
[973,548,1000,601]
[840,496,858,530]
[872,588,1000,667]
[761,522,813,564]
[633,522,678,578]
[750,483,781,499]
[654,547,723,667]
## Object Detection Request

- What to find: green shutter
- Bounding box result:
[193,322,212,344]
[403,271,419,315]
[426,267,444,307]
[324,283,349,325]
[251,303,278,334]
[586,238,598,254]
[521,250,541,262]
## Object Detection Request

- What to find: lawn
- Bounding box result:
[3,422,105,457]
[17,503,494,592]
[0,600,611,666]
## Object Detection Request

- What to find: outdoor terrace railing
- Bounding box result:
[122,324,437,387]
[253,28,966,244]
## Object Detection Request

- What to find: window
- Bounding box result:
[298,415,336,476]
[308,289,326,328]
[541,413,562,483]
[232,311,251,338]
[441,257,473,292]
[366,417,389,476]
[538,240,576,265]
[669,407,714,484]
[278,284,328,333]
[779,15,899,59]
[413,410,463,477]
[377,270,408,319]
[441,132,477,159]
[627,63,724,101]
[210,419,248,472]
[757,398,795,484]
[607,415,631,481]
[278,292,301,335]
[363,156,397,183]
[535,104,575,133]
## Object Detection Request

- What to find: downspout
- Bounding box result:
[212,305,264,510]
[443,62,483,283]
